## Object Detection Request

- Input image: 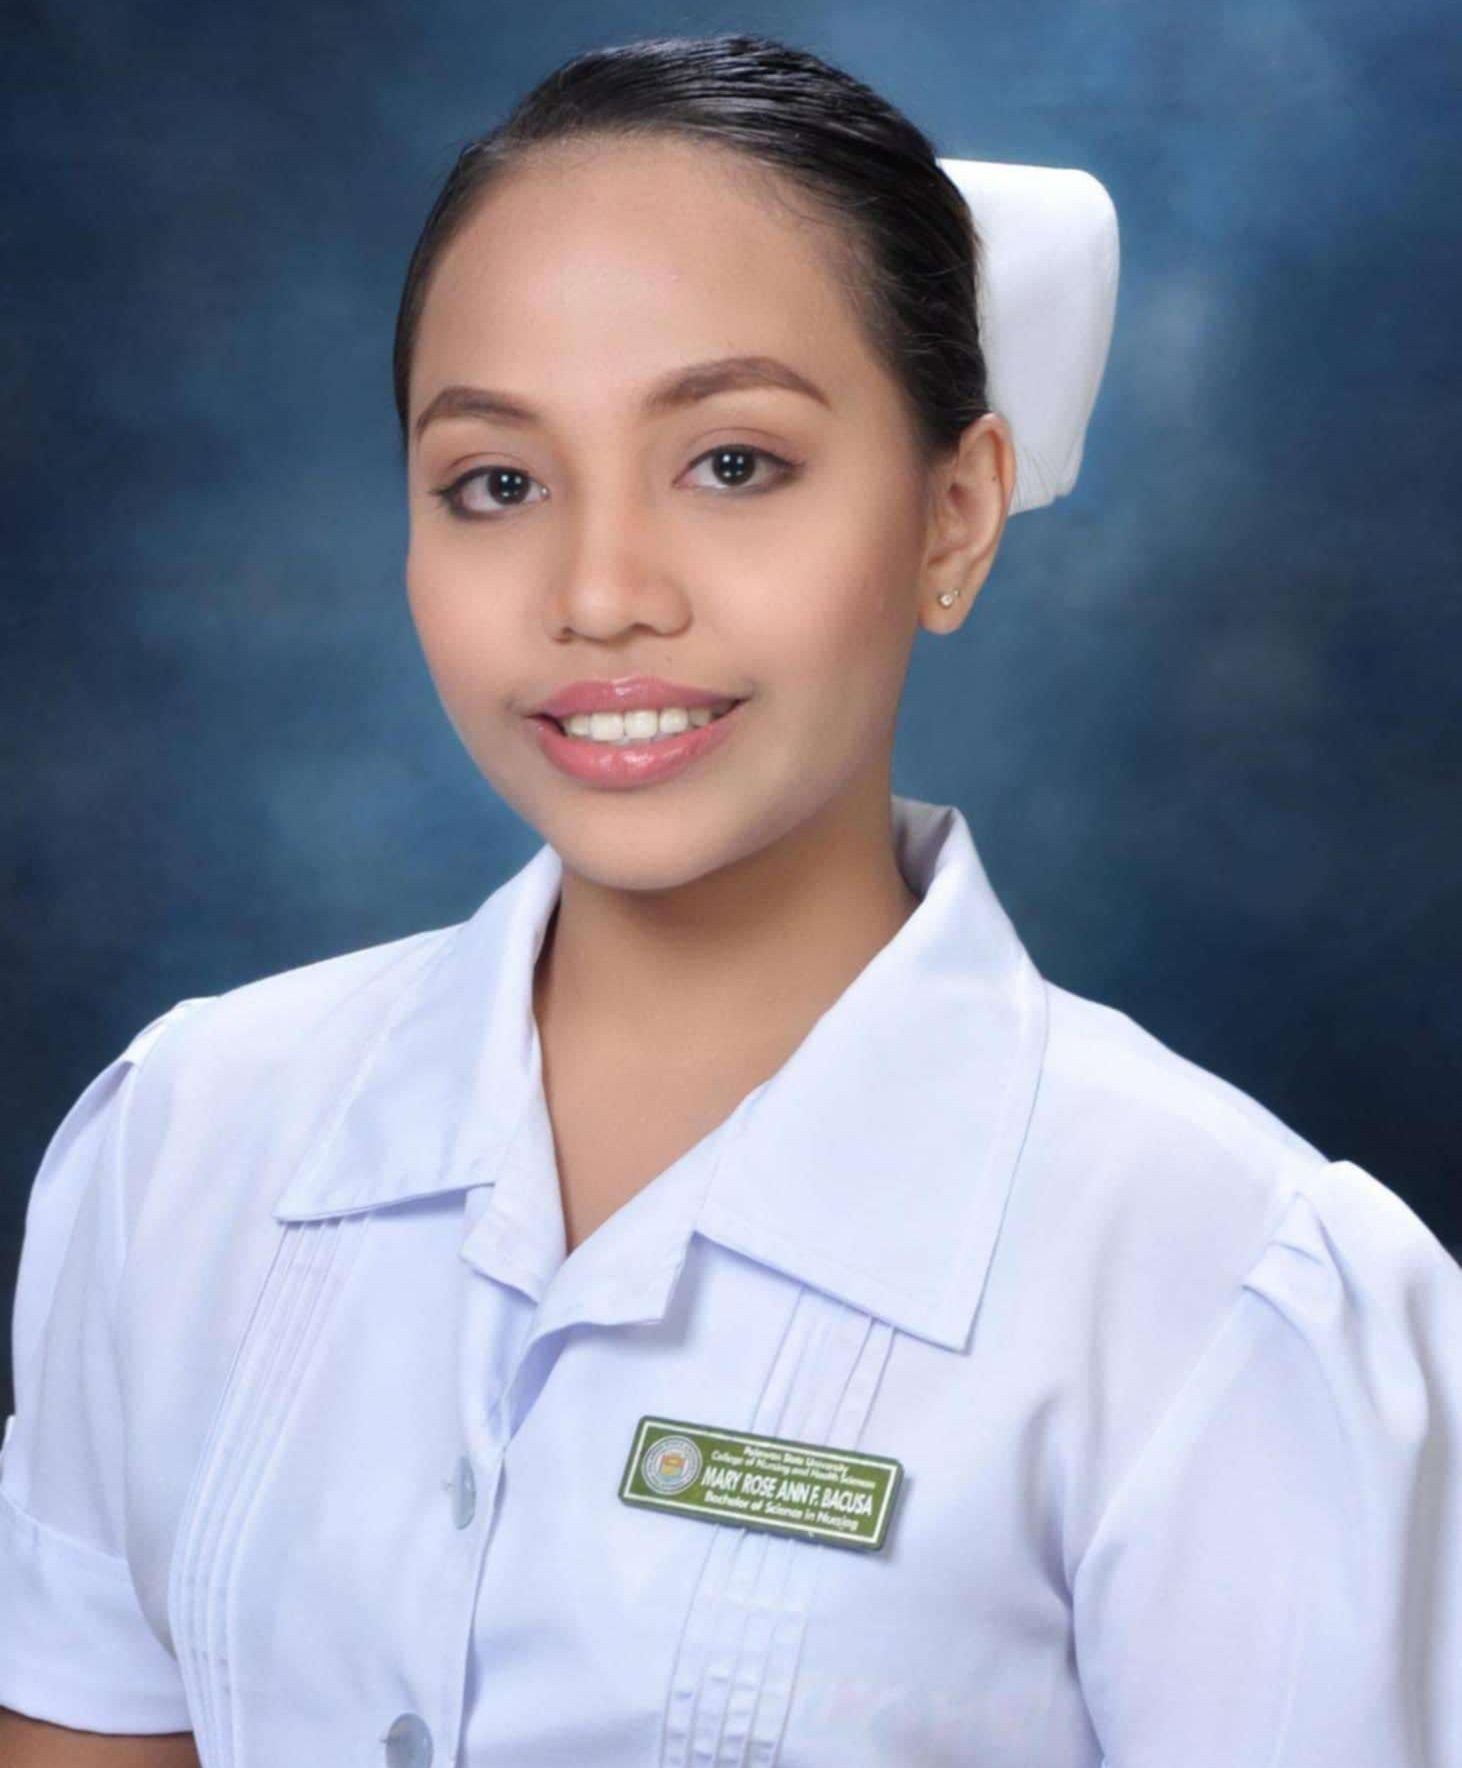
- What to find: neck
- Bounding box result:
[532,781,921,1073]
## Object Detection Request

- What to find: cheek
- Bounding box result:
[404,548,511,709]
[405,571,519,770]
[749,546,914,713]
[750,462,924,703]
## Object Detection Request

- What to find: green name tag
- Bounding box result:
[619,1414,904,1551]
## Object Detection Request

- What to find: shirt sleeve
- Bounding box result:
[1071,1158,1462,1768]
[0,997,213,1733]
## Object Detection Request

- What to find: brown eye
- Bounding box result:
[432,465,549,519]
[685,444,797,494]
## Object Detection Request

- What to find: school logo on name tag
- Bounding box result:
[619,1415,904,1551]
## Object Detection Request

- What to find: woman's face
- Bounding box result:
[405,135,1007,891]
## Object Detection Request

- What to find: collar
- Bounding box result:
[271,795,1049,1353]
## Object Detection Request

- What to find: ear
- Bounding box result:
[918,413,1016,633]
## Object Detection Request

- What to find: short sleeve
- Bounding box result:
[1071,1158,1462,1768]
[0,997,212,1733]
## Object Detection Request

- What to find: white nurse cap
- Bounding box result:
[937,159,1119,514]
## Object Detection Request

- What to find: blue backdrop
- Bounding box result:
[4,0,1459,1414]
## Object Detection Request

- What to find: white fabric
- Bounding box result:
[1,794,1458,1765]
[938,157,1119,513]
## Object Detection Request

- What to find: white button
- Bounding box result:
[451,1453,476,1529]
[384,1711,432,1767]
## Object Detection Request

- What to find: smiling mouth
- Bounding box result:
[539,700,745,741]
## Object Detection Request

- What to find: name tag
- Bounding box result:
[618,1414,904,1551]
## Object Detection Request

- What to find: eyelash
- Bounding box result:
[429,444,799,521]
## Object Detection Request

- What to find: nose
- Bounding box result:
[541,470,692,643]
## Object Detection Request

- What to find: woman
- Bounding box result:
[2,30,1459,1768]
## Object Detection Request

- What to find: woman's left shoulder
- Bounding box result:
[1017,977,1459,1357]
[1035,976,1325,1177]
[1239,1154,1462,1370]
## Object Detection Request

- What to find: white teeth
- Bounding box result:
[559,702,737,744]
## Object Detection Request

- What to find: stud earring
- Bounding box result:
[937,588,960,608]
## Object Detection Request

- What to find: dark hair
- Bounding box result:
[391,31,991,471]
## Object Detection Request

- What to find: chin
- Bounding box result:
[550,821,743,894]
[537,788,784,893]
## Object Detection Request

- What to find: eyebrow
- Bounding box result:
[411,354,831,445]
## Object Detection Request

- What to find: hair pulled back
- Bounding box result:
[392,31,992,470]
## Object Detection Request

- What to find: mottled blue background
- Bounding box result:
[4,1,1459,1412]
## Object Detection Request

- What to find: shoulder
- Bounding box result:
[1024,976,1327,1253]
[1039,977,1322,1169]
[1002,979,1317,1505]
[107,919,461,1232]
[1008,980,1461,1566]
[1031,978,1453,1287]
[128,920,456,1112]
[11,916,447,1377]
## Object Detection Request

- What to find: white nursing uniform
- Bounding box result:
[2,793,1459,1766]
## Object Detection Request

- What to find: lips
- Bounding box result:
[527,692,747,789]
[532,675,746,721]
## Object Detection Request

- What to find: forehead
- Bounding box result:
[410,137,870,407]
